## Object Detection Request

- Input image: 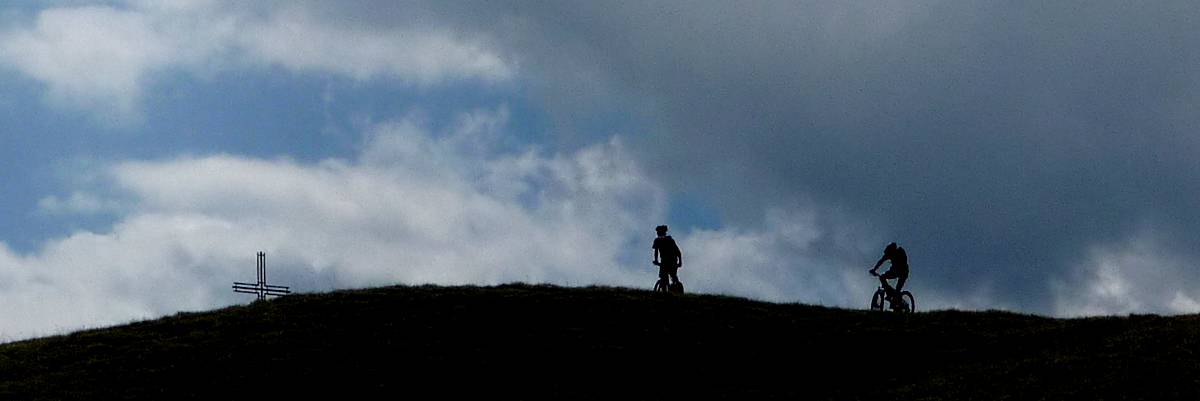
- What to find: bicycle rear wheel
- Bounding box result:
[653,279,668,293]
[870,289,886,311]
[900,291,915,313]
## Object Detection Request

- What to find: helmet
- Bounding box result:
[655,225,669,234]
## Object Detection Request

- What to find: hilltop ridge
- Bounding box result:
[0,284,1196,399]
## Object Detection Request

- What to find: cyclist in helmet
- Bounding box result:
[869,242,909,308]
[652,225,683,288]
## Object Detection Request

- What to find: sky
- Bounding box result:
[0,0,1198,340]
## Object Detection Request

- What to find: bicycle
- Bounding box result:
[869,271,915,312]
[653,278,670,293]
[652,262,684,294]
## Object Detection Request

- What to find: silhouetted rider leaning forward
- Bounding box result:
[869,242,909,310]
[652,225,683,292]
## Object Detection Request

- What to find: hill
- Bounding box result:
[0,284,1196,399]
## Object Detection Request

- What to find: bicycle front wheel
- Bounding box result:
[870,290,886,311]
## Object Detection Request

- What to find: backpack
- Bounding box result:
[657,236,681,267]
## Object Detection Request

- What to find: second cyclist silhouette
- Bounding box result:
[652,225,684,293]
[869,242,909,310]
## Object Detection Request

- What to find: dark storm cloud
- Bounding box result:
[77,0,1196,314]
[397,0,1200,313]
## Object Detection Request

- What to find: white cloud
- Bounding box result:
[0,213,242,340]
[677,208,882,307]
[1168,292,1200,313]
[37,191,123,215]
[0,107,662,340]
[0,6,175,121]
[109,110,665,291]
[0,1,513,121]
[1053,232,1200,316]
[238,5,512,84]
[4,102,920,341]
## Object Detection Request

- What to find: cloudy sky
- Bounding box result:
[0,0,1197,339]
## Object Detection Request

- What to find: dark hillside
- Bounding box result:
[0,284,1196,399]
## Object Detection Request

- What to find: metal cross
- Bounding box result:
[233,251,291,301]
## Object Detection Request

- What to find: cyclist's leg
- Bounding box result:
[879,270,899,300]
[895,272,908,293]
[658,268,670,287]
[890,270,910,308]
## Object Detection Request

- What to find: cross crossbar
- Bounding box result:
[232,251,291,301]
[233,283,290,290]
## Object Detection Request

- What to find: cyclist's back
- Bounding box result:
[887,246,909,275]
[653,236,680,266]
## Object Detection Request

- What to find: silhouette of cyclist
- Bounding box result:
[869,242,909,308]
[652,225,682,287]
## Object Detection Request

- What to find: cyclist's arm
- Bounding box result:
[677,252,683,268]
[872,255,888,271]
[653,247,660,265]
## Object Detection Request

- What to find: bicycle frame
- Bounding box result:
[870,285,915,312]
